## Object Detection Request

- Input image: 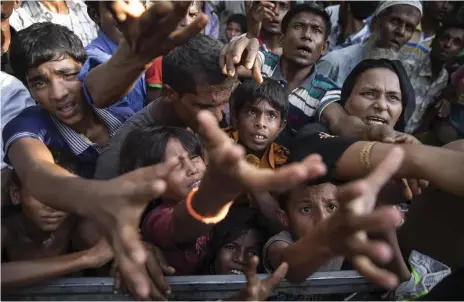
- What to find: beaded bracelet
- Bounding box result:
[186,187,234,225]
[360,142,376,171]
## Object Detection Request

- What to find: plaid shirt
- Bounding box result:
[9,0,97,46]
[257,51,341,134]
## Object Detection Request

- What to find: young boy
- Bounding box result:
[1,147,113,291]
[225,78,289,230]
[263,182,344,273]
[224,14,247,43]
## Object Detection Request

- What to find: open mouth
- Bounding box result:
[189,181,201,189]
[252,133,267,144]
[56,100,77,117]
[296,46,312,56]
[365,116,388,125]
[229,270,244,275]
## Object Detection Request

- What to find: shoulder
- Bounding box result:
[273,143,289,167]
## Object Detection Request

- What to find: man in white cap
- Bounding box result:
[319,1,422,87]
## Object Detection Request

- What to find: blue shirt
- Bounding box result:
[82,30,147,113]
[2,104,132,178]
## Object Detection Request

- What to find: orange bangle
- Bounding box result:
[186,187,234,225]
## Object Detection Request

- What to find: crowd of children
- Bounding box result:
[1,0,464,301]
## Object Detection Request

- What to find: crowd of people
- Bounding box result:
[1,0,464,300]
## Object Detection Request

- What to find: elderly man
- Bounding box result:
[319,1,422,87]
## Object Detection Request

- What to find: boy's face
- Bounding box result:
[282,11,328,67]
[166,81,234,132]
[225,21,243,42]
[10,183,69,232]
[236,99,285,153]
[162,138,206,204]
[278,183,338,239]
[26,58,85,126]
[213,229,263,275]
[262,0,291,34]
[177,2,201,30]
[431,27,464,63]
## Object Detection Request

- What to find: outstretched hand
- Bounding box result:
[333,148,405,288]
[108,0,208,63]
[86,159,179,300]
[229,256,288,301]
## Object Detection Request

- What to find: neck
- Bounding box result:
[260,29,282,49]
[152,98,187,128]
[421,15,440,39]
[1,21,11,55]
[430,55,445,78]
[70,103,99,135]
[342,16,365,41]
[19,214,54,243]
[280,57,315,90]
[39,1,69,14]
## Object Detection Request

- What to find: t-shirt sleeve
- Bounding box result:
[290,126,358,183]
[2,107,48,165]
[316,88,341,122]
[145,57,163,89]
[78,55,109,106]
[141,205,176,249]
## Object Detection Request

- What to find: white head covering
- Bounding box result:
[374,0,423,17]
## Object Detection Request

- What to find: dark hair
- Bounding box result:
[85,1,99,12]
[162,34,235,95]
[340,59,416,132]
[203,205,266,274]
[119,126,205,174]
[230,78,289,125]
[349,1,379,21]
[281,3,332,39]
[226,14,248,33]
[9,22,87,84]
[435,19,464,40]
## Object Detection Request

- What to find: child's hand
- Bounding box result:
[112,243,175,300]
[321,148,405,289]
[84,238,114,269]
[230,256,288,301]
[196,111,327,203]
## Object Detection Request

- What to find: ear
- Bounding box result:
[14,1,21,9]
[162,84,179,104]
[277,209,289,228]
[321,40,329,57]
[87,7,100,26]
[278,118,287,134]
[9,182,21,206]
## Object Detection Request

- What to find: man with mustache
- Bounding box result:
[320,1,422,87]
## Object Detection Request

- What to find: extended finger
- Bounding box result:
[153,245,176,275]
[197,111,236,150]
[365,147,404,190]
[238,154,326,191]
[146,249,172,297]
[220,45,228,75]
[407,178,422,196]
[252,58,263,84]
[347,206,403,233]
[352,255,399,289]
[397,178,413,201]
[127,157,178,184]
[244,256,259,285]
[244,39,260,70]
[120,224,147,265]
[262,262,288,290]
[419,179,429,189]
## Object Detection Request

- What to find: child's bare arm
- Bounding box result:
[1,239,113,291]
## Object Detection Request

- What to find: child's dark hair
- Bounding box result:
[226,14,248,33]
[119,126,205,174]
[203,205,267,274]
[9,22,87,84]
[281,3,332,39]
[230,78,289,125]
[3,147,82,217]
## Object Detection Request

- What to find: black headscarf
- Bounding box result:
[340,59,416,132]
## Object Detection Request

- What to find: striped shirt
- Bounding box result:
[9,0,98,46]
[257,51,341,134]
[2,105,132,178]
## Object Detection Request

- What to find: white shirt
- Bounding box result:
[9,0,97,46]
[1,72,35,169]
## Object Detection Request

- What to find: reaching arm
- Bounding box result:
[335,141,464,196]
[321,102,370,139]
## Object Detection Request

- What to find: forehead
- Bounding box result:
[164,138,188,157]
[242,99,279,111]
[229,229,263,247]
[27,58,82,79]
[355,68,401,91]
[291,11,325,26]
[384,5,421,23]
[193,82,234,104]
[288,183,336,204]
[440,27,464,39]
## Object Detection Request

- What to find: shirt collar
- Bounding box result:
[272,59,317,89]
[346,23,370,43]
[50,107,122,155]
[229,129,277,169]
[97,29,118,54]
